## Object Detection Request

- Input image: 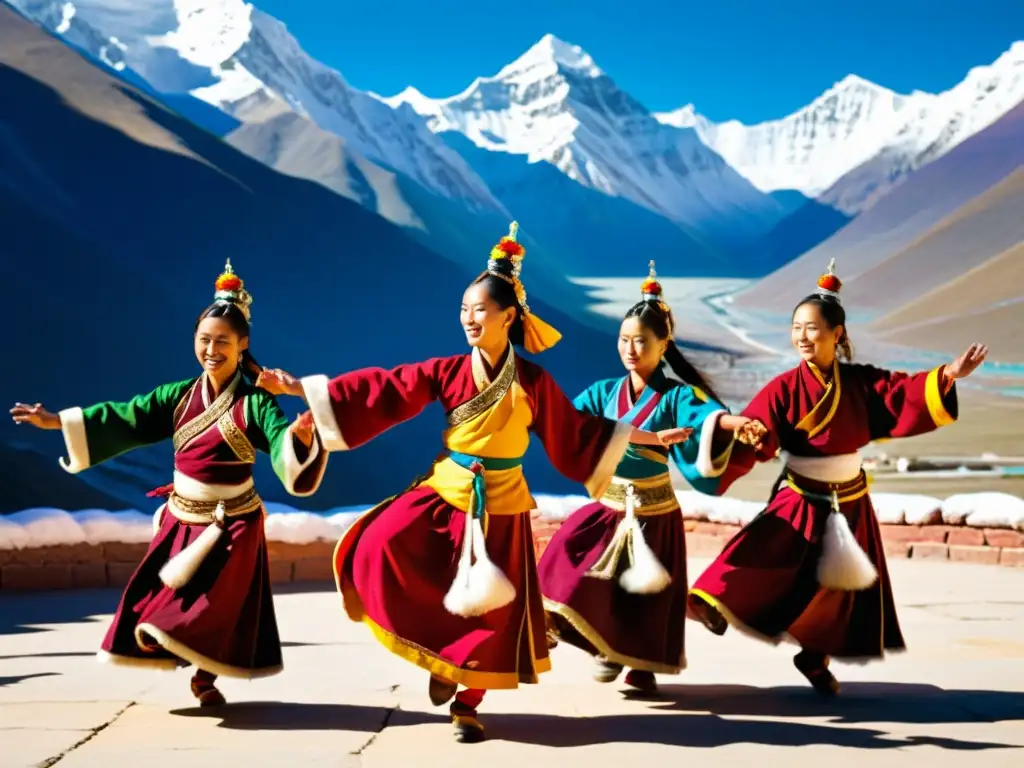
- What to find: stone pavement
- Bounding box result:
[1,557,1022,768]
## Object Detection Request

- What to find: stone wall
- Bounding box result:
[1,513,1022,591]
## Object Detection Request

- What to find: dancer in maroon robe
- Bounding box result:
[688,259,988,694]
[11,261,327,706]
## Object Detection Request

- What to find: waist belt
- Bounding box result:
[446,451,524,520]
[600,474,679,515]
[785,469,869,508]
[168,486,263,524]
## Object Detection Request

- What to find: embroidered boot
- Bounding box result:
[190,670,226,706]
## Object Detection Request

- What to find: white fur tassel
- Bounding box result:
[619,485,672,594]
[443,510,517,617]
[158,503,226,590]
[817,493,878,591]
[152,506,164,536]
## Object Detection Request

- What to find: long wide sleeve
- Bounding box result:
[860,363,958,441]
[248,390,328,497]
[58,378,196,474]
[666,386,736,495]
[530,368,632,499]
[299,357,453,452]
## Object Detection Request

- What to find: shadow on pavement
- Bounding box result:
[0,672,59,687]
[170,699,1021,751]
[648,682,1024,725]
[0,588,116,636]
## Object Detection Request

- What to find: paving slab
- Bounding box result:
[1,559,1022,767]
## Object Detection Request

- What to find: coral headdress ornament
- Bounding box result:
[815,257,842,305]
[213,258,253,322]
[486,221,562,353]
[641,260,674,332]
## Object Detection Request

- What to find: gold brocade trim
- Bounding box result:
[362,615,550,690]
[217,409,256,463]
[544,598,684,674]
[172,372,241,453]
[784,470,869,505]
[167,486,263,524]
[172,379,198,428]
[446,347,516,427]
[796,359,841,439]
[925,367,956,427]
[633,447,669,465]
[600,476,679,515]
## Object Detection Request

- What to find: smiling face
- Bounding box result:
[460,282,515,352]
[194,316,247,381]
[618,316,667,378]
[791,302,842,368]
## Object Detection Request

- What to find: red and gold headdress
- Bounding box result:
[641,260,674,332]
[815,257,842,304]
[486,221,561,353]
[213,258,253,321]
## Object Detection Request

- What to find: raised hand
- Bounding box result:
[292,411,315,447]
[656,427,694,446]
[256,368,302,397]
[946,343,988,381]
[9,402,61,430]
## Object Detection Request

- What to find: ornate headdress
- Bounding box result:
[641,260,674,333]
[485,221,561,353]
[815,257,842,305]
[213,258,253,321]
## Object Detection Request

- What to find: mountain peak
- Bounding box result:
[495,32,603,83]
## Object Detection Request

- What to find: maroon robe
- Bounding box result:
[98,375,326,678]
[689,360,958,660]
[300,347,632,692]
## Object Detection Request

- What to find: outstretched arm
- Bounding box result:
[10,379,196,473]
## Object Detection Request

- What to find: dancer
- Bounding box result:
[261,222,692,742]
[687,259,987,695]
[539,261,753,694]
[10,261,328,706]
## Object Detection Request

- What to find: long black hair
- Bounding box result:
[625,298,723,404]
[195,301,263,381]
[793,294,854,361]
[472,259,526,348]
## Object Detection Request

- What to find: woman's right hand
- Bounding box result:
[10,402,61,430]
[735,419,769,450]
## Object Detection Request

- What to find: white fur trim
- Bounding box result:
[57,407,90,474]
[584,420,633,499]
[172,471,253,501]
[300,374,348,451]
[695,410,734,478]
[96,650,178,671]
[783,452,862,483]
[135,623,283,680]
[280,423,325,497]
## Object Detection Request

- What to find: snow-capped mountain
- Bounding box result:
[656,42,1024,213]
[384,34,785,246]
[9,0,506,214]
[10,0,127,70]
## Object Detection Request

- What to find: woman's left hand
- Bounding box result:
[945,343,988,381]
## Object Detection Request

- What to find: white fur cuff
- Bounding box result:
[695,410,734,478]
[280,423,325,497]
[57,406,90,474]
[300,374,348,452]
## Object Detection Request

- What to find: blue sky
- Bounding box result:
[254,0,1020,123]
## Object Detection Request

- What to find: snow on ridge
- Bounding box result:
[145,0,253,68]
[2,490,1022,550]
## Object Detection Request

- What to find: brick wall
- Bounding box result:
[1,516,1022,591]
